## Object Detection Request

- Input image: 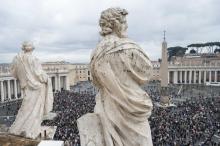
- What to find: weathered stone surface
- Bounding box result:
[77,113,105,146]
[77,7,153,146]
[9,41,55,139]
[0,133,40,146]
[40,126,57,139]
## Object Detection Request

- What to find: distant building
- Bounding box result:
[42,61,70,91]
[158,33,220,86]
[0,64,22,102]
[168,53,220,85]
[0,61,94,102]
[151,61,160,81]
[69,63,92,84]
[0,61,69,103]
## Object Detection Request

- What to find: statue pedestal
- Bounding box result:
[77,113,105,146]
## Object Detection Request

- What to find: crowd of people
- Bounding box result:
[1,83,220,146]
[41,84,219,146]
[150,96,220,146]
[0,100,22,127]
[146,84,220,145]
[42,91,96,146]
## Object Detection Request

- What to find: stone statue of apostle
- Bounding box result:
[90,7,153,146]
[9,41,56,139]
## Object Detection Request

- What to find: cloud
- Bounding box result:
[0,0,219,63]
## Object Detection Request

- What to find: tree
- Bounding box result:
[189,49,196,54]
[214,48,220,53]
[188,42,220,53]
[167,46,188,61]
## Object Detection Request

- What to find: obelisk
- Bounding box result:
[160,31,168,87]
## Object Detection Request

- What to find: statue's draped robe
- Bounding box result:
[90,35,153,146]
[9,52,54,139]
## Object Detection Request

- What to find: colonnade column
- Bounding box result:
[194,71,196,83]
[215,71,217,82]
[198,71,201,84]
[7,80,11,100]
[1,81,4,102]
[174,71,177,84]
[184,71,187,84]
[14,79,18,99]
[209,71,212,83]
[180,71,182,83]
[204,71,206,84]
[189,70,192,84]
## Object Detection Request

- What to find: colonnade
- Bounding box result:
[0,75,70,103]
[0,79,21,102]
[51,75,70,92]
[169,70,220,84]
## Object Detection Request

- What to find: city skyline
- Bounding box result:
[0,0,220,63]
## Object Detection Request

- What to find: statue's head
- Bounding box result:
[99,7,128,38]
[21,41,35,53]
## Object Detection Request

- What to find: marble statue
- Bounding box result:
[9,41,56,139]
[77,8,153,146]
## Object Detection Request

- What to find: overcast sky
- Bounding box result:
[0,0,219,63]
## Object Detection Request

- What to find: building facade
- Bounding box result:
[151,61,160,81]
[43,61,70,91]
[168,54,220,85]
[0,61,94,103]
[68,63,92,85]
[158,37,220,86]
[0,62,70,103]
